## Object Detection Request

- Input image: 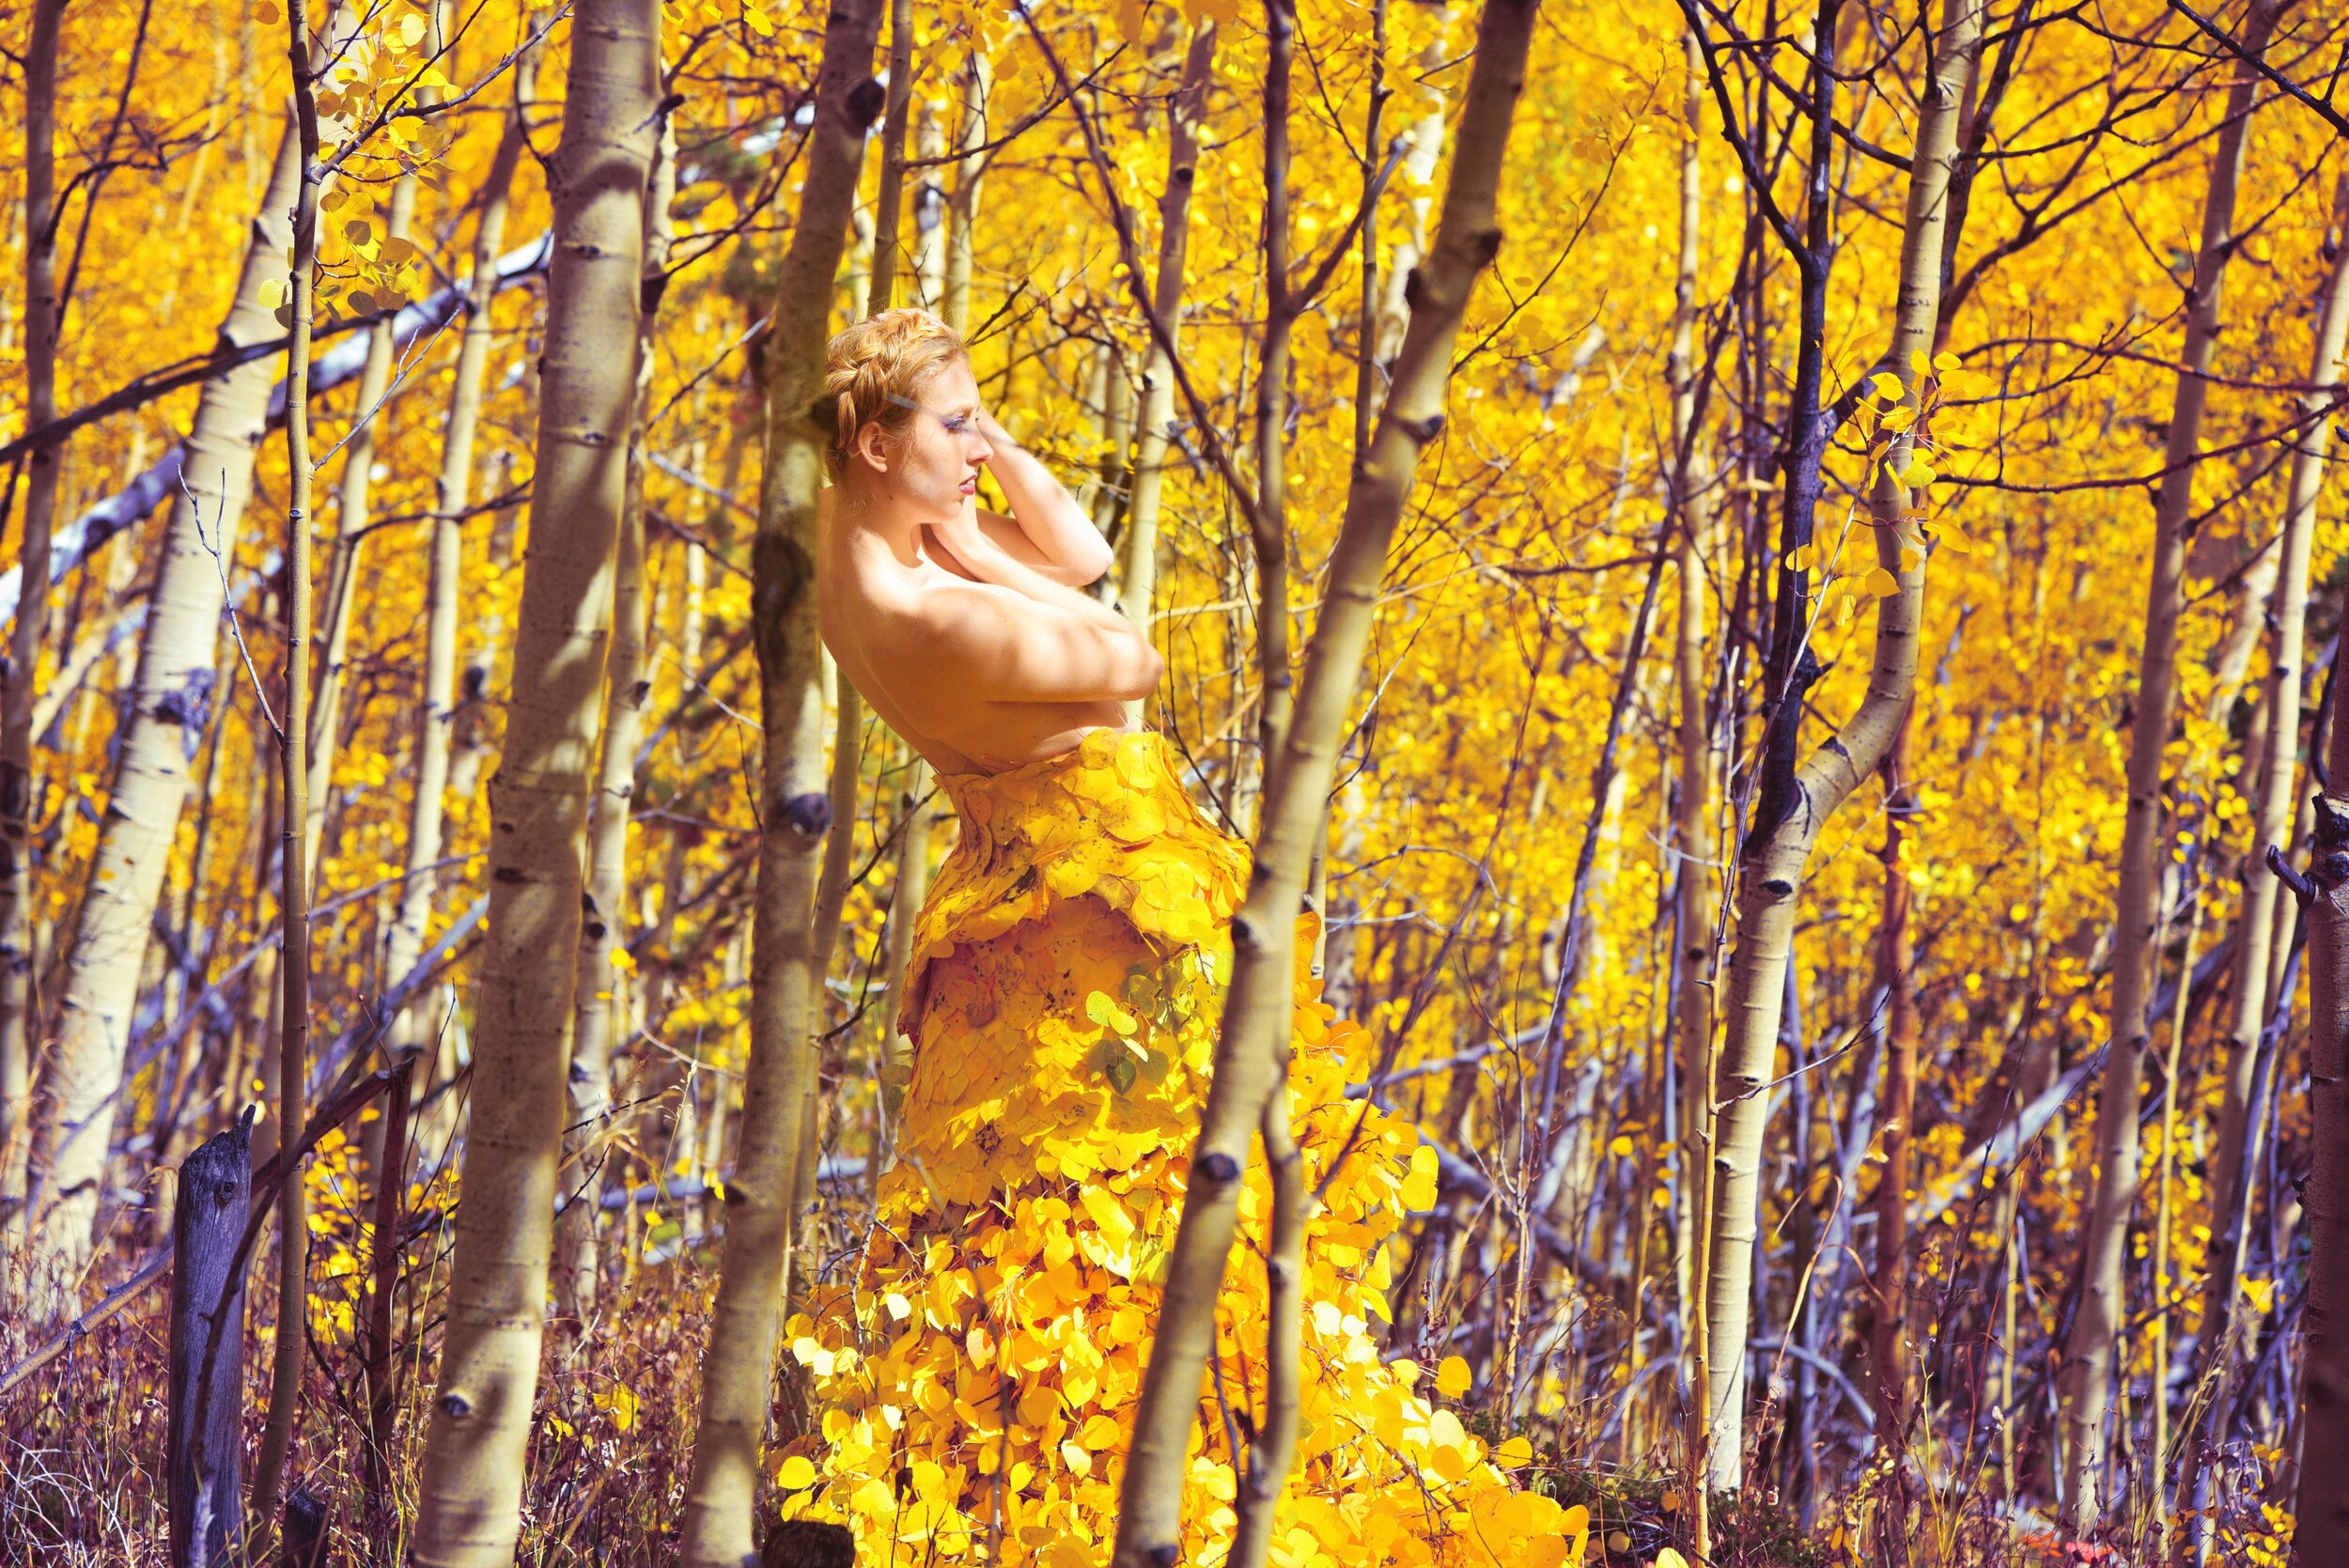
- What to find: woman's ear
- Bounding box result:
[854,420,892,474]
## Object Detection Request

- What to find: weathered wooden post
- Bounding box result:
[167,1116,251,1568]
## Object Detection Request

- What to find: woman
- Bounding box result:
[797,309,1569,1566]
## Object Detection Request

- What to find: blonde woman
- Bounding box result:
[798,309,1560,1564]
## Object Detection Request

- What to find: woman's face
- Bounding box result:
[857,357,992,522]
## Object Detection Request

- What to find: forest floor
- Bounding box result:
[0,1234,2287,1568]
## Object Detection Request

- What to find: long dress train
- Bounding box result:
[780,727,1575,1566]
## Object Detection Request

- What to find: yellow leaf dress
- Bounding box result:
[782,727,1576,1566]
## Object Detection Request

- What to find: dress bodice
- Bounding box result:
[899,727,1250,1048]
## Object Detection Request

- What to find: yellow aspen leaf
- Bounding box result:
[1608,1134,1635,1157]
[1933,349,1961,371]
[1863,567,1900,598]
[1867,371,1903,401]
[1900,458,1937,489]
[1657,1551,1692,1568]
[1435,1355,1472,1398]
[1907,349,1932,375]
[595,1386,639,1431]
[743,5,774,36]
[1494,1436,1534,1467]
[1061,1439,1094,1477]
[394,10,428,46]
[777,1455,817,1490]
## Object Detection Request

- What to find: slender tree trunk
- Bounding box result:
[865,0,914,314]
[251,0,327,1519]
[675,2,883,1558]
[1249,0,1298,797]
[23,0,354,1313]
[2294,380,2349,1562]
[556,108,674,1336]
[410,5,660,1559]
[0,0,68,1291]
[2201,170,2349,1407]
[386,54,531,1073]
[1696,0,1983,1490]
[302,169,418,884]
[2059,7,2275,1526]
[1109,0,1539,1557]
[942,50,989,335]
[1666,26,1719,1527]
[1869,725,1920,1473]
[1112,22,1217,722]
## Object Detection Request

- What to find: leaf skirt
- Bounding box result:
[778,728,1577,1566]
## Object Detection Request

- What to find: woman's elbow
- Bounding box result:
[1119,642,1165,698]
[1065,538,1115,588]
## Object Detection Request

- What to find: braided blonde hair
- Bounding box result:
[821,307,969,482]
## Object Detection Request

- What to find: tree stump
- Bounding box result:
[166,1119,252,1568]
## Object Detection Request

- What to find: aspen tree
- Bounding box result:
[383,48,535,1066]
[1665,23,1717,1476]
[22,0,358,1316]
[867,0,916,312]
[2059,5,2277,1525]
[941,52,990,335]
[1688,0,1983,1491]
[2197,173,2349,1426]
[1112,20,1217,717]
[559,113,676,1331]
[0,0,68,1287]
[302,165,418,885]
[410,3,661,1559]
[676,0,885,1555]
[1106,0,1540,1555]
[253,0,330,1514]
[874,57,988,1155]
[2295,333,2349,1551]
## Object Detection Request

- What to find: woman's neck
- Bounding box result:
[832,473,926,565]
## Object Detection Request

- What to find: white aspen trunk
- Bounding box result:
[383,52,533,1063]
[1112,22,1217,724]
[911,103,947,306]
[675,1,883,1556]
[1108,0,1540,1557]
[410,4,659,1559]
[941,51,989,334]
[23,0,356,1305]
[1699,0,1983,1490]
[1667,27,1717,1474]
[2058,6,2276,1526]
[555,111,674,1335]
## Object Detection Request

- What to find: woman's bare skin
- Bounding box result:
[817,358,1164,778]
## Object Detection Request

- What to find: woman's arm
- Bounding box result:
[889,574,1163,709]
[963,409,1114,586]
